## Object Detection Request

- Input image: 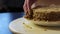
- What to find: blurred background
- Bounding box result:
[0,0,25,34]
[0,0,24,12]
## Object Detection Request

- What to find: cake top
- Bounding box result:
[31,0,60,9]
[37,0,60,5]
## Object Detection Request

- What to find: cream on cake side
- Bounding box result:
[33,7,60,13]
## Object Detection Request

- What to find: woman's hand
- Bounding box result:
[23,0,36,15]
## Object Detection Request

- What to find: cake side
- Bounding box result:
[24,6,60,22]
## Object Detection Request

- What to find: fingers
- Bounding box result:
[26,0,31,15]
[23,0,28,15]
[27,0,37,10]
[23,0,36,15]
[23,4,27,14]
[26,0,35,15]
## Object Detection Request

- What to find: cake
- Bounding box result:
[24,0,60,26]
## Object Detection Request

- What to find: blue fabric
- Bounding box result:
[0,12,24,34]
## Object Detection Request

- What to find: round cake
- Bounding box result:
[24,0,60,26]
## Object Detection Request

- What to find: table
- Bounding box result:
[0,12,24,34]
